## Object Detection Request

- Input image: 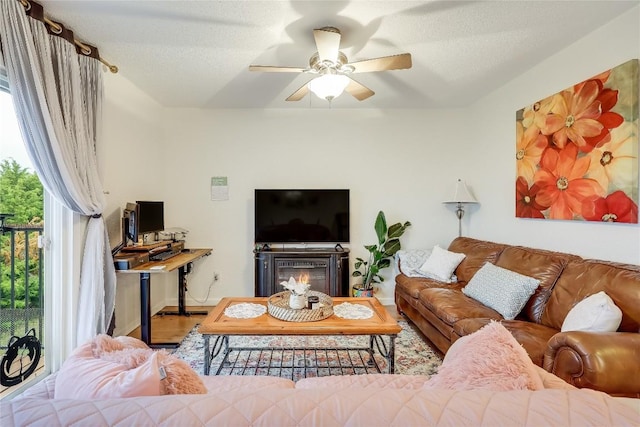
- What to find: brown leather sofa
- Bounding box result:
[394,237,640,398]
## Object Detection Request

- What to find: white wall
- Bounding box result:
[100,73,174,336]
[468,5,640,264]
[160,108,467,306]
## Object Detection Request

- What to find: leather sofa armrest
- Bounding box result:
[543,331,640,397]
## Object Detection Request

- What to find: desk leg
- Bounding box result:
[158,265,208,317]
[178,266,187,315]
[140,272,151,345]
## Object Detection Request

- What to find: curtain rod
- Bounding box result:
[18,0,118,73]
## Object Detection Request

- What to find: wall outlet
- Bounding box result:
[214,273,219,282]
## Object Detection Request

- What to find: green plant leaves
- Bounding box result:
[353,210,411,290]
[374,211,387,245]
[383,239,400,257]
[377,258,391,269]
[388,221,412,239]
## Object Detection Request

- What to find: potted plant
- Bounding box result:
[352,211,411,297]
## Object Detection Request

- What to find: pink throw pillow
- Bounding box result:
[92,334,149,357]
[155,351,206,394]
[55,335,206,399]
[424,321,544,391]
[55,347,163,399]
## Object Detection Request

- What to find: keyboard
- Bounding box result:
[150,250,179,262]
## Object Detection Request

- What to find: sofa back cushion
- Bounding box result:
[494,246,574,324]
[447,237,505,283]
[542,260,640,332]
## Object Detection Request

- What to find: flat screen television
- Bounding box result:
[255,189,349,244]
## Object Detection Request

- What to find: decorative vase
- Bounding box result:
[289,293,306,310]
[352,286,374,298]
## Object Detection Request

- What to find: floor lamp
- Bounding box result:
[443,179,478,237]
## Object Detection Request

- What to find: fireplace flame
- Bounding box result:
[298,273,309,284]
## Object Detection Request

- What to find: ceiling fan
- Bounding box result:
[249,27,412,102]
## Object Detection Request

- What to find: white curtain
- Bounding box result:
[0,0,116,345]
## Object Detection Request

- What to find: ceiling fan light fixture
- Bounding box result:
[308,74,350,101]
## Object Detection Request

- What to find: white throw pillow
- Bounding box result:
[561,291,622,332]
[462,263,540,320]
[418,245,466,282]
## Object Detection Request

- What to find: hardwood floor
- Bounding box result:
[127,306,213,343]
[127,304,403,343]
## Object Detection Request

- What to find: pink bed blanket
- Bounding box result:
[2,387,638,426]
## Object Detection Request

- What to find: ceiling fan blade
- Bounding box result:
[313,27,341,63]
[286,81,310,101]
[249,65,306,73]
[345,78,375,101]
[349,53,412,73]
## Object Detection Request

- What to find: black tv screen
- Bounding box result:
[255,189,349,243]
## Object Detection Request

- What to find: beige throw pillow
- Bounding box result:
[418,245,465,282]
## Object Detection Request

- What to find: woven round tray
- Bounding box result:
[267,291,333,322]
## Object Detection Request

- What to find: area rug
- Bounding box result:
[172,320,442,381]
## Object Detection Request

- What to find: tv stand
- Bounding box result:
[254,247,349,297]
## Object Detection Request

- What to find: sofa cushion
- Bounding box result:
[542,260,640,332]
[424,321,544,391]
[447,237,505,283]
[419,288,503,329]
[495,246,573,323]
[604,264,640,332]
[418,245,466,282]
[395,274,461,300]
[452,318,559,366]
[561,291,622,332]
[462,262,540,320]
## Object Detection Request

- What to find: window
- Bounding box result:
[0,67,77,399]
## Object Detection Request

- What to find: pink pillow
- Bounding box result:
[55,346,162,399]
[154,351,206,394]
[424,321,544,391]
[55,335,206,399]
[92,334,149,356]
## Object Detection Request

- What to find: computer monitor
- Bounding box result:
[136,201,164,237]
[123,202,139,245]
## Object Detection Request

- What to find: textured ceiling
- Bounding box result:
[38,0,638,109]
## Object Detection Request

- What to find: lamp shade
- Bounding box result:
[443,179,478,204]
[308,74,350,101]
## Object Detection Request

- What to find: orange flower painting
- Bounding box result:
[516,59,638,223]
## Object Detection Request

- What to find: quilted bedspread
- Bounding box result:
[2,388,638,426]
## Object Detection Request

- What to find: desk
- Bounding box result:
[117,248,212,347]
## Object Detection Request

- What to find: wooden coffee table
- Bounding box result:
[199,296,402,377]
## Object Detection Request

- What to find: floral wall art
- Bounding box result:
[516,59,639,223]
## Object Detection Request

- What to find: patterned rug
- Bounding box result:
[172,320,442,381]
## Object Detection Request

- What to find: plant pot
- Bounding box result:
[352,285,374,298]
[289,293,306,310]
